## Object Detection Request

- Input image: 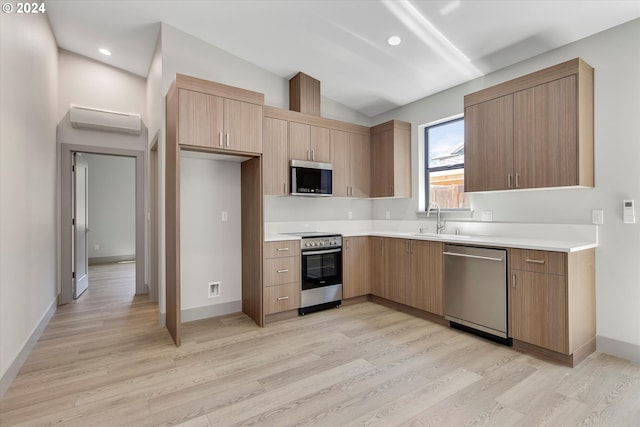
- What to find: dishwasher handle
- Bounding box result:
[443,251,504,262]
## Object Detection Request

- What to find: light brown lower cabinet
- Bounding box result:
[342,237,370,299]
[370,237,443,316]
[263,240,301,315]
[263,283,301,315]
[510,248,595,363]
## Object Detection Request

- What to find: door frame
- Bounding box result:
[59,143,146,304]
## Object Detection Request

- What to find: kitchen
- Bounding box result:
[2,1,640,424]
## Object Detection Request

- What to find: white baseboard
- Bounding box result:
[157,301,242,328]
[181,301,242,323]
[597,335,640,364]
[0,297,57,398]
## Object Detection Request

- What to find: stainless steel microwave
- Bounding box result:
[290,160,332,196]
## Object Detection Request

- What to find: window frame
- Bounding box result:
[424,116,467,211]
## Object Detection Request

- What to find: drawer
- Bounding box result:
[263,256,300,287]
[511,249,566,275]
[264,282,301,315]
[264,240,300,259]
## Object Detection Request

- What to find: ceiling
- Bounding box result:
[46,0,640,117]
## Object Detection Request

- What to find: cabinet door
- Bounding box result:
[370,237,385,297]
[514,75,577,189]
[349,133,370,198]
[263,117,289,195]
[370,128,393,197]
[310,126,331,162]
[289,122,311,160]
[178,89,224,148]
[385,238,410,304]
[392,126,411,198]
[410,241,443,315]
[330,129,350,197]
[264,282,301,315]
[511,270,568,354]
[343,237,371,299]
[224,98,262,154]
[464,95,514,192]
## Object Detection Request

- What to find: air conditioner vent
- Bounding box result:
[69,104,141,135]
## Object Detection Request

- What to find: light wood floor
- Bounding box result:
[2,263,640,426]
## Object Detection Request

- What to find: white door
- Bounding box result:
[73,153,89,298]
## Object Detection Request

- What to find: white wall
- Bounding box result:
[180,154,242,317]
[371,19,640,355]
[84,154,136,261]
[57,49,148,151]
[0,12,58,389]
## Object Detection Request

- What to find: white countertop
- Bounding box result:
[266,230,596,252]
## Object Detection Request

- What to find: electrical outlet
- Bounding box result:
[94,244,99,251]
[481,211,493,221]
[221,211,228,222]
[385,211,391,220]
[591,209,604,225]
[347,211,353,219]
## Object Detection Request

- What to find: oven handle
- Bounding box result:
[302,248,342,256]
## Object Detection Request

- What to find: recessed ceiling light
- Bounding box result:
[99,48,112,56]
[386,35,402,46]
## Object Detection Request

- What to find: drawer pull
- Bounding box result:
[277,296,289,301]
[276,269,289,273]
[276,247,290,252]
[525,259,545,264]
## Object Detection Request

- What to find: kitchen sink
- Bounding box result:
[412,232,472,240]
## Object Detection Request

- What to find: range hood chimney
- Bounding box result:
[289,72,321,116]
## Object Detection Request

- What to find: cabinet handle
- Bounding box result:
[507,173,512,188]
[276,247,289,252]
[512,274,516,288]
[346,240,349,249]
[277,296,289,301]
[525,259,545,264]
[311,149,315,161]
[276,269,289,273]
[515,173,520,188]
[283,183,287,194]
[307,149,310,160]
[225,133,230,148]
[218,132,223,147]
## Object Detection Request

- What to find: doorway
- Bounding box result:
[59,143,146,305]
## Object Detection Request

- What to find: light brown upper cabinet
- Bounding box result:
[178,84,263,154]
[464,58,594,192]
[370,120,411,198]
[263,117,289,195]
[289,122,331,162]
[331,129,370,197]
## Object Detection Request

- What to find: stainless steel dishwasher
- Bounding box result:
[443,244,510,344]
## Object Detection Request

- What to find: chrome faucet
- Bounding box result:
[427,201,446,234]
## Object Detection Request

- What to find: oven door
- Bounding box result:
[301,248,342,290]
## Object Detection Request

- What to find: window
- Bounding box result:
[425,117,469,210]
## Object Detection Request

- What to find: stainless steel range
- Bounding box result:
[286,232,342,315]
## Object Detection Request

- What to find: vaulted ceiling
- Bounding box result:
[46,0,640,116]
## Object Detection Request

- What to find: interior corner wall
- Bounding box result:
[0,12,58,391]
[84,154,136,262]
[146,28,165,316]
[370,19,640,357]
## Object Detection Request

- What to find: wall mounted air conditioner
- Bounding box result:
[69,104,141,135]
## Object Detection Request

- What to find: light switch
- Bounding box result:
[591,209,604,225]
